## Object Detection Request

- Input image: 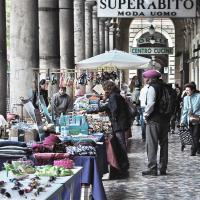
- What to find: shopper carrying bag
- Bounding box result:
[180,83,200,156]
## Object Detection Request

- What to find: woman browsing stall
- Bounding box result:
[99,81,132,176]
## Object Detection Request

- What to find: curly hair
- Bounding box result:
[184,83,196,91]
[102,80,119,93]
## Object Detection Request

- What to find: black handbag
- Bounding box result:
[125,97,139,120]
[178,126,193,146]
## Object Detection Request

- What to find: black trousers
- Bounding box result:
[190,123,200,153]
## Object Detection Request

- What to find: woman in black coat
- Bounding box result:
[101,81,131,173]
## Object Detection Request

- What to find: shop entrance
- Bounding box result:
[129,18,175,84]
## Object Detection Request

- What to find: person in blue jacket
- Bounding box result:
[180,83,200,156]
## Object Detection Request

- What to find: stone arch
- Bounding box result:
[128,18,175,83]
[131,27,174,48]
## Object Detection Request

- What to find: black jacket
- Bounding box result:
[33,89,49,109]
[100,90,131,133]
[149,80,173,122]
[40,89,49,107]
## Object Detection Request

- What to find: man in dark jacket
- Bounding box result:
[101,81,131,174]
[51,87,73,117]
[142,69,170,176]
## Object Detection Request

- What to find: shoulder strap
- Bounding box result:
[145,85,150,105]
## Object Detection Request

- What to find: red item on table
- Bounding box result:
[34,153,70,166]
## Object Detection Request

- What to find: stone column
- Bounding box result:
[85,1,96,94]
[185,26,191,51]
[195,65,199,89]
[59,0,74,97]
[113,25,117,50]
[115,27,120,50]
[74,0,85,63]
[119,18,132,52]
[183,30,187,52]
[92,5,100,56]
[39,0,60,97]
[198,60,200,90]
[191,66,195,81]
[109,26,114,50]
[85,1,95,59]
[74,0,86,95]
[0,0,7,118]
[105,22,110,51]
[123,70,130,85]
[10,0,39,118]
[59,0,74,70]
[99,18,106,54]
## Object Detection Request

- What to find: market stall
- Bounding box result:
[1,50,151,199]
[0,163,82,200]
[2,104,108,200]
[75,49,151,173]
[76,50,151,70]
[76,49,151,93]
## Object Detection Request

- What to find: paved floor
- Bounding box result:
[103,125,200,200]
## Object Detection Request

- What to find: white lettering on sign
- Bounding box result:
[97,0,196,18]
[130,47,174,54]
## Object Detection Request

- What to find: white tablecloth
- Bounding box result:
[0,167,82,200]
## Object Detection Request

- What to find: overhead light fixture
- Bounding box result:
[150,36,155,44]
[116,32,120,37]
[149,24,155,35]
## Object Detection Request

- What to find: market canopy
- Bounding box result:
[76,50,151,70]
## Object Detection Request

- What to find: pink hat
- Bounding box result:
[143,70,161,78]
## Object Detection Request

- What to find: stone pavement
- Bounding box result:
[103,124,200,200]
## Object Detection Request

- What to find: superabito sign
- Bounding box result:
[97,0,196,18]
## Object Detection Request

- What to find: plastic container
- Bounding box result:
[59,113,66,126]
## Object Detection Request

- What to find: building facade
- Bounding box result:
[0,0,200,117]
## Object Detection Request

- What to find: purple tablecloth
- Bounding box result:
[74,156,107,200]
[74,134,108,200]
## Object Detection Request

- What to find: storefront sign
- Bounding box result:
[137,37,167,45]
[97,0,196,18]
[130,47,174,54]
